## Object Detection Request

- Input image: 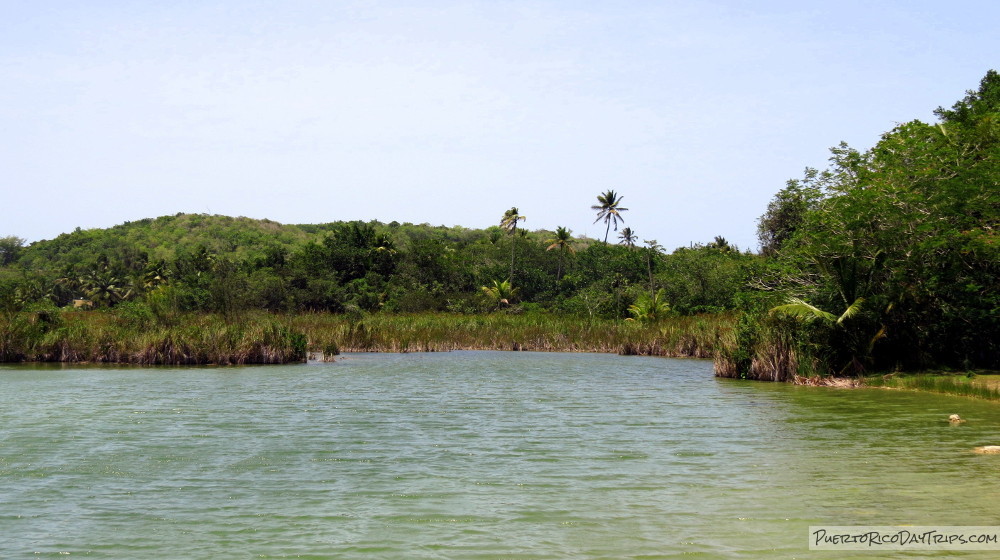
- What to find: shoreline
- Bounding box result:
[783,371,1000,402]
[0,310,733,366]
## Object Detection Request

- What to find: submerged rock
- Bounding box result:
[972,446,1000,454]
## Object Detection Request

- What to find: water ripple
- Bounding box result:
[2,353,1000,558]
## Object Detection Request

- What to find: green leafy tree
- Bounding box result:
[751,69,1000,373]
[592,190,628,243]
[0,236,25,266]
[707,236,734,252]
[756,169,826,256]
[934,69,1000,126]
[658,243,754,314]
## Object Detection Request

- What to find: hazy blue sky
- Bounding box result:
[2,1,997,251]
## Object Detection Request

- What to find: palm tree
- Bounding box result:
[500,207,526,284]
[643,239,663,297]
[627,288,671,322]
[545,226,575,280]
[481,279,519,310]
[770,297,865,325]
[80,266,133,307]
[770,296,885,375]
[618,227,637,247]
[141,260,169,291]
[772,250,889,375]
[708,235,733,252]
[591,189,628,242]
[368,233,397,276]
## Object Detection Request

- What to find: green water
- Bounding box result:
[2,351,1000,559]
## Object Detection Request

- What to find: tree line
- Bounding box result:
[2,70,996,376]
[717,69,999,377]
[0,197,754,322]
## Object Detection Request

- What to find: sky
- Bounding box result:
[2,0,998,252]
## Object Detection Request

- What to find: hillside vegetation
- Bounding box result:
[1,71,996,374]
[716,70,999,379]
[1,212,754,319]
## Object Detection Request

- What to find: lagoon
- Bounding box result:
[2,351,1000,558]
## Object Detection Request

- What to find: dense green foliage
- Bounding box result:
[4,73,994,375]
[0,198,752,363]
[719,70,999,379]
[0,211,754,321]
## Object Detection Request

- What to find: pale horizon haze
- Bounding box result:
[2,1,998,251]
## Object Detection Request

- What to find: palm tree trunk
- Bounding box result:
[647,252,654,298]
[509,225,516,284]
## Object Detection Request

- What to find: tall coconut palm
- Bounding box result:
[591,189,628,242]
[500,207,526,284]
[545,226,575,280]
[643,239,663,297]
[618,227,637,247]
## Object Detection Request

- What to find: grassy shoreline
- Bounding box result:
[0,310,307,365]
[7,308,990,406]
[862,372,1000,401]
[284,311,732,357]
[767,370,1000,402]
[0,309,735,365]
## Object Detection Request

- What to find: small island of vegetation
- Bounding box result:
[1,71,997,387]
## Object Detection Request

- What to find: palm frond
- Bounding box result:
[770,298,837,323]
[867,324,887,354]
[836,297,865,325]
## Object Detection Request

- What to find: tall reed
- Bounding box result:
[1,308,733,364]
[284,311,734,357]
[0,309,306,365]
[714,312,817,382]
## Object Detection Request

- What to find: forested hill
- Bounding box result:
[14,214,315,269]
[9,213,506,271]
[8,212,567,274]
[0,212,753,317]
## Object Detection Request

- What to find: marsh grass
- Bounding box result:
[285,311,734,357]
[713,313,816,382]
[866,373,1000,401]
[1,308,733,364]
[1,310,307,365]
